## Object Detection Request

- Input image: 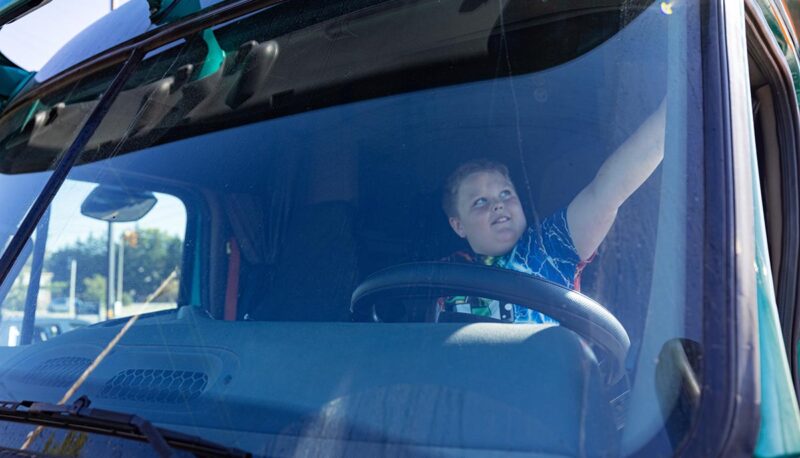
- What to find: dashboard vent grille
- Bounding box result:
[21,357,92,388]
[99,369,208,403]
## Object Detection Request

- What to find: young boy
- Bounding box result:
[440,101,666,322]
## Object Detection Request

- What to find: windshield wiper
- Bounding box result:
[0,396,251,457]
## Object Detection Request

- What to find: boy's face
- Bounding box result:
[449,171,527,256]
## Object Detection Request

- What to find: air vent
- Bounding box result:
[21,357,92,388]
[99,369,208,403]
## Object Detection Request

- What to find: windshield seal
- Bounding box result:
[669,0,758,455]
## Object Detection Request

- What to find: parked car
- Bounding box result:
[0,0,798,456]
[45,298,69,314]
[46,298,98,315]
[0,316,88,346]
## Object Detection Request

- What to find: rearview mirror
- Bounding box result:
[80,186,157,223]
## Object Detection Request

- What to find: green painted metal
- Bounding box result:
[755,0,800,96]
[152,0,193,25]
[0,64,29,97]
[751,146,800,456]
[752,2,800,455]
[151,0,226,80]
[19,98,39,130]
[198,29,226,79]
[0,49,33,108]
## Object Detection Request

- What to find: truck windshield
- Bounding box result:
[0,0,708,456]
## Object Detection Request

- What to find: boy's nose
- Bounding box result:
[493,201,504,211]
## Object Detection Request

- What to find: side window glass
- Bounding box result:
[0,179,187,346]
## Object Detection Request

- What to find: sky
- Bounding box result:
[47,180,187,251]
[0,0,129,71]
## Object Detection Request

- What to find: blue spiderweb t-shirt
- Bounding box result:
[438,208,589,323]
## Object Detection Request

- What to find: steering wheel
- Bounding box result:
[351,262,630,383]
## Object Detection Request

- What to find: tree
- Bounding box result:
[50,281,68,298]
[82,274,106,306]
[46,233,107,296]
[3,278,28,311]
[121,229,182,303]
[46,229,183,304]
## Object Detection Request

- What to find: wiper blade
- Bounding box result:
[0,396,251,458]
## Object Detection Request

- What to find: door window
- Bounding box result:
[0,178,186,346]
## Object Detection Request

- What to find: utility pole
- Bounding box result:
[116,231,125,313]
[106,222,115,319]
[69,259,76,317]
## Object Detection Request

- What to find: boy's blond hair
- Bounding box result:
[442,159,512,217]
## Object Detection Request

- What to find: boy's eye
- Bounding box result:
[499,190,512,200]
[473,198,487,208]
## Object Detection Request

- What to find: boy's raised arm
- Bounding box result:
[566,99,667,260]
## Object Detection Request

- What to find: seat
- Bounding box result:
[249,201,358,322]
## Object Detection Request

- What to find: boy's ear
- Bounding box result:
[449,216,467,238]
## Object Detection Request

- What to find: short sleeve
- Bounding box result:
[538,208,582,288]
[541,208,580,259]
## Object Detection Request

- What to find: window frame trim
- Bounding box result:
[745,0,800,402]
[672,0,761,455]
